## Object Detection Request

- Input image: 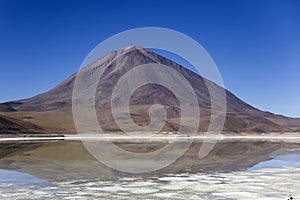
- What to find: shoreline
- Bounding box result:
[0,133,300,142]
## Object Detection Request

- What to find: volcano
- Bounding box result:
[1,46,299,134]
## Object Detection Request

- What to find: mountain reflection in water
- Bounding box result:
[0,140,299,199]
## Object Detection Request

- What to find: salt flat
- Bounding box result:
[1,133,300,142]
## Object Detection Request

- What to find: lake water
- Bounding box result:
[0,141,299,199]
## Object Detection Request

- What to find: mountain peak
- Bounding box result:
[117,46,150,57]
[119,45,140,51]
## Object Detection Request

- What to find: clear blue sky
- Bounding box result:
[0,0,299,117]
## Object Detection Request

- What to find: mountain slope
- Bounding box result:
[1,46,299,133]
[0,115,42,134]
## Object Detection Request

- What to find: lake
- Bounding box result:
[0,140,299,199]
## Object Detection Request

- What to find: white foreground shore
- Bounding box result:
[1,132,300,142]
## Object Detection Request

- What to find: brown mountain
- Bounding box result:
[1,46,299,134]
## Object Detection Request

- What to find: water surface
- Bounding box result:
[0,140,299,199]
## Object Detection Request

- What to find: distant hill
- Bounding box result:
[1,46,299,134]
[0,103,16,112]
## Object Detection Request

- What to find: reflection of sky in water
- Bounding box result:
[0,154,299,199]
[249,153,300,170]
[0,169,53,187]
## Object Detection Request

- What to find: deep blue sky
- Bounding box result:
[0,0,299,117]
